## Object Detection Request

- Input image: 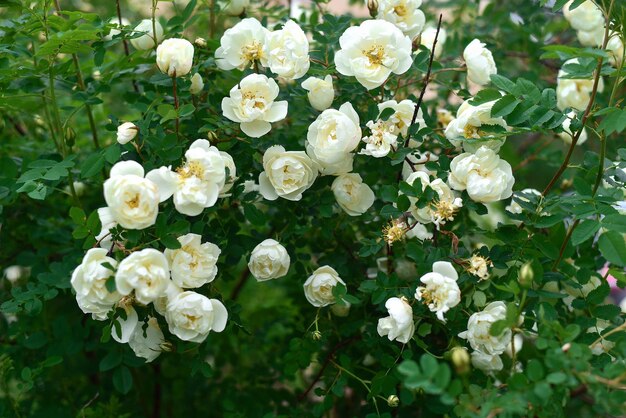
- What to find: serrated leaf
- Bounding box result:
[598,231,626,266]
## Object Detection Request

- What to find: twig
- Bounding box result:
[230,268,251,300]
[116,0,140,93]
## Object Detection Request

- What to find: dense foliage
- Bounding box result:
[1,0,626,417]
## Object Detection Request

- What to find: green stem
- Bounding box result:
[152,0,159,50]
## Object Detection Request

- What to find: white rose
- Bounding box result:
[105,17,130,41]
[405,171,463,227]
[470,351,503,373]
[266,20,310,80]
[128,317,165,363]
[303,265,346,307]
[153,281,183,316]
[258,145,318,201]
[221,73,288,138]
[607,34,625,67]
[130,19,164,50]
[420,26,447,59]
[215,18,270,70]
[95,207,116,249]
[307,149,354,176]
[556,58,605,111]
[248,239,290,281]
[505,188,541,214]
[467,255,493,281]
[576,26,604,47]
[104,161,169,230]
[220,0,249,16]
[189,73,204,95]
[306,103,361,165]
[449,146,515,203]
[458,301,512,355]
[360,120,398,158]
[463,39,497,86]
[301,75,335,111]
[376,0,425,40]
[331,173,375,216]
[147,139,226,216]
[563,1,603,32]
[4,265,27,283]
[165,291,228,343]
[334,20,413,90]
[444,99,508,152]
[164,233,221,289]
[115,249,171,305]
[405,222,432,241]
[71,248,121,320]
[558,111,588,144]
[378,99,424,139]
[116,122,138,145]
[377,297,415,344]
[112,305,139,343]
[415,261,460,322]
[156,38,194,77]
[219,151,237,197]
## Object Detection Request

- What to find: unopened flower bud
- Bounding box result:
[117,122,138,145]
[562,342,571,352]
[330,301,351,317]
[206,131,218,142]
[387,395,399,407]
[160,341,175,352]
[312,330,322,341]
[450,347,471,374]
[367,0,378,17]
[64,126,76,147]
[518,262,534,289]
[194,37,207,47]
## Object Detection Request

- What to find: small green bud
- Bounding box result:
[450,347,470,375]
[519,262,534,289]
[311,330,322,341]
[64,126,76,148]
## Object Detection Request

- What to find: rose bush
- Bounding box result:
[1,0,626,417]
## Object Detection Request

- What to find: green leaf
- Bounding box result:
[490,74,516,93]
[469,89,501,105]
[598,231,626,266]
[161,235,182,249]
[571,220,600,246]
[112,366,133,394]
[491,95,520,118]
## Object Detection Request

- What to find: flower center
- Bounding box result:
[363,44,386,66]
[241,41,264,64]
[432,199,459,222]
[126,194,140,209]
[383,220,406,245]
[463,124,483,139]
[177,161,204,180]
[393,3,408,16]
[242,91,266,110]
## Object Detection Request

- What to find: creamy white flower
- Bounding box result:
[301,75,335,111]
[458,301,513,355]
[437,108,454,129]
[463,39,497,86]
[130,19,164,50]
[165,291,228,343]
[377,297,415,343]
[259,145,318,201]
[147,139,226,216]
[4,265,27,283]
[402,150,438,181]
[444,99,508,152]
[248,239,290,281]
[360,120,398,158]
[221,74,288,138]
[105,17,130,41]
[71,248,121,320]
[334,20,413,90]
[306,103,361,165]
[303,265,346,307]
[557,58,605,111]
[607,34,625,67]
[415,261,460,322]
[405,222,433,241]
[378,99,424,139]
[449,146,515,203]
[128,317,165,363]
[266,20,310,80]
[563,1,603,32]
[307,147,354,176]
[153,281,183,317]
[376,0,425,40]
[189,73,204,95]
[95,207,116,249]
[117,122,138,145]
[471,351,503,373]
[112,304,139,343]
[115,249,171,305]
[104,161,168,230]
[576,26,604,47]
[331,173,375,216]
[215,18,270,70]
[558,111,588,145]
[505,188,541,214]
[420,26,447,58]
[156,38,194,77]
[405,171,463,228]
[164,233,221,289]
[504,334,524,358]
[467,255,492,281]
[221,0,249,16]
[219,151,237,197]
